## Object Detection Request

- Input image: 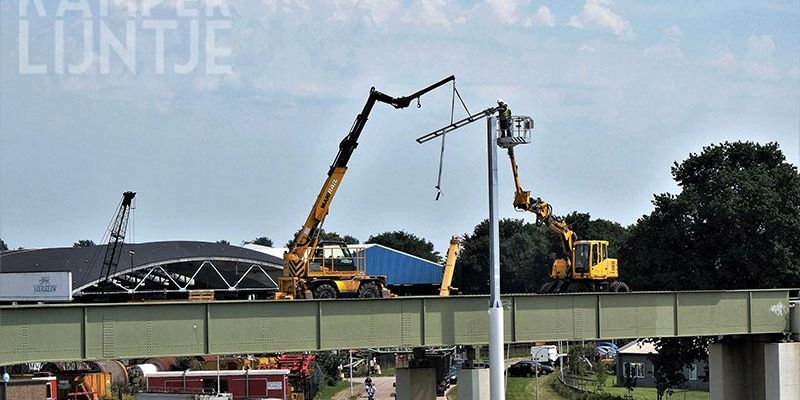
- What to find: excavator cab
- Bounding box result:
[568,240,619,280]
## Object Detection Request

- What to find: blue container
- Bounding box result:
[362,244,443,286]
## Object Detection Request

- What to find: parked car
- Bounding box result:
[448,358,464,385]
[506,361,554,377]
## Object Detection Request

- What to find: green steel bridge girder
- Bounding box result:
[0,289,791,366]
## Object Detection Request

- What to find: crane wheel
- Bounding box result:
[358,282,381,298]
[313,284,338,299]
[609,281,630,293]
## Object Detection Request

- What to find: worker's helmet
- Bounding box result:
[497,98,504,105]
[365,377,373,384]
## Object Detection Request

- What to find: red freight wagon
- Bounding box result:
[144,369,290,400]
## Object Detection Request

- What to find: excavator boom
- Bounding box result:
[507,147,575,264]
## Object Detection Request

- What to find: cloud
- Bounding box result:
[403,0,464,27]
[743,35,777,79]
[333,0,402,25]
[485,1,556,28]
[644,25,684,60]
[705,35,779,80]
[708,50,736,71]
[524,6,556,27]
[568,0,633,39]
[746,34,775,59]
[663,25,682,42]
[485,0,521,25]
[262,0,310,14]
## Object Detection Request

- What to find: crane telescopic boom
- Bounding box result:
[278,76,456,299]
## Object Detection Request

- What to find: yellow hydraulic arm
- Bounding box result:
[279,76,456,299]
[506,147,576,269]
[439,236,463,296]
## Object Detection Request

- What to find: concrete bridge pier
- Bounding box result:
[395,367,436,400]
[711,302,799,400]
[457,346,490,400]
[710,338,799,400]
[395,348,437,400]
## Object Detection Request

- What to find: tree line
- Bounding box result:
[3,142,798,292]
[453,141,800,294]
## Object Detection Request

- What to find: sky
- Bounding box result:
[1,0,798,255]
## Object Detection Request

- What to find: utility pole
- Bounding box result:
[487,116,505,400]
[349,350,354,397]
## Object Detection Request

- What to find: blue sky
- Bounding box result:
[1,0,798,254]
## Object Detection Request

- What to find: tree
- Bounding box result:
[0,239,7,252]
[319,231,359,245]
[620,141,800,290]
[216,240,231,245]
[455,218,550,294]
[617,142,799,400]
[366,230,441,263]
[73,240,96,247]
[454,215,627,294]
[560,212,629,258]
[252,236,274,247]
[315,351,348,386]
[284,230,358,248]
[171,356,203,371]
[647,337,713,400]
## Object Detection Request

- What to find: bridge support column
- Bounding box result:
[710,340,800,400]
[395,348,437,400]
[457,369,490,400]
[395,368,436,400]
[457,346,490,400]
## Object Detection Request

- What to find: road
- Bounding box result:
[343,376,448,400]
[339,358,529,399]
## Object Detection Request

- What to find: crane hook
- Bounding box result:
[417,98,421,108]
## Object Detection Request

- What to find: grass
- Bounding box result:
[447,374,564,400]
[448,373,710,400]
[314,380,353,400]
[601,376,710,400]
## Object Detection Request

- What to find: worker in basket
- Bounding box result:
[497,99,512,137]
[365,376,376,400]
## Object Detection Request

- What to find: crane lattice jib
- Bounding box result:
[283,76,456,287]
[100,191,136,283]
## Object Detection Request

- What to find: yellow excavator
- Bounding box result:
[506,144,629,293]
[417,107,629,293]
[439,236,463,296]
[275,76,457,300]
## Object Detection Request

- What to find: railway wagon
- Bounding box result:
[144,369,290,400]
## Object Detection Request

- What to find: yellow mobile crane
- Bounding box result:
[417,107,629,293]
[276,76,457,300]
[439,236,463,296]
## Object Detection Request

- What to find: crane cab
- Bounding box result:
[496,115,534,149]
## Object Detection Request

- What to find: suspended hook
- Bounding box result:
[431,82,472,201]
[417,97,421,108]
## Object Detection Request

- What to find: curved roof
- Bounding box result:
[0,241,283,290]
